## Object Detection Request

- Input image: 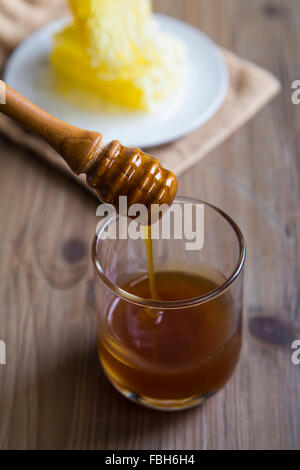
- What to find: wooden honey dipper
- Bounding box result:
[0,81,178,211]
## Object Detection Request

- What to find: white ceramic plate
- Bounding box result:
[4,15,229,149]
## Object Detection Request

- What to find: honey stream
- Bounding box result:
[142,225,160,301]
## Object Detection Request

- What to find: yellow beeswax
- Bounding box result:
[50,0,186,110]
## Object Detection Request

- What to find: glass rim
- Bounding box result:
[92,196,246,310]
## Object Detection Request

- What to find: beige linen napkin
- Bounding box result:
[0,0,281,195]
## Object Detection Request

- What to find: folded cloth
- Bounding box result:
[0,0,280,197]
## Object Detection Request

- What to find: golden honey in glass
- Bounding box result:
[92,198,245,410]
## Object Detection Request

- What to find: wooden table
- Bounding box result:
[0,0,299,450]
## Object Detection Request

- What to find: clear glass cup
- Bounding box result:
[92,197,246,411]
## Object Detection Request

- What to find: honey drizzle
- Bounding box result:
[142,225,160,301]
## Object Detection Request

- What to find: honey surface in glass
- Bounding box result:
[98,270,242,401]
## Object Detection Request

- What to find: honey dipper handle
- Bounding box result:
[0,80,103,175]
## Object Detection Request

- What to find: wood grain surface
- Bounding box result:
[0,0,299,450]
